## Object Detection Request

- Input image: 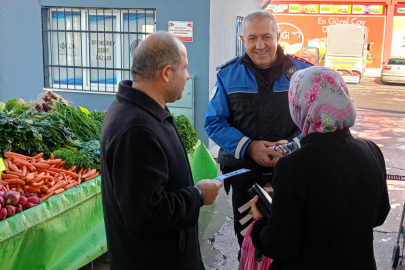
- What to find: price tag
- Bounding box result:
[0,158,6,179]
[79,106,90,116]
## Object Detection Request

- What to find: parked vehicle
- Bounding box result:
[324,24,369,84]
[381,58,405,85]
[300,46,319,65]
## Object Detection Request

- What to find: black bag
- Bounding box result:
[247,183,272,219]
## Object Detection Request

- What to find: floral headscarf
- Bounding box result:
[288,66,356,137]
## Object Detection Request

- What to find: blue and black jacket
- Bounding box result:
[205,48,312,170]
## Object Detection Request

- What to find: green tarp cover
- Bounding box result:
[0,141,217,269]
[188,140,217,184]
[0,176,105,270]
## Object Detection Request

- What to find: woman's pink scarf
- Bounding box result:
[288,66,356,137]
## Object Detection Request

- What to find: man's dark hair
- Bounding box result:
[131,31,183,81]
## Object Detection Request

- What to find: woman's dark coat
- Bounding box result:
[251,129,390,270]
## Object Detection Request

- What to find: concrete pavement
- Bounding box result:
[200,144,239,270]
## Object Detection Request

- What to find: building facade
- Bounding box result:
[264,0,405,75]
[0,0,262,146]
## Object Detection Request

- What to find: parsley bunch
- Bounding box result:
[172,114,198,153]
[53,140,100,169]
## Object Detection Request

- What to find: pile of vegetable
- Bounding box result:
[53,139,100,170]
[0,189,41,220]
[0,151,100,220]
[0,91,105,158]
[0,109,71,157]
[54,101,102,142]
[32,91,70,113]
[173,114,198,153]
[0,90,201,224]
[0,91,105,222]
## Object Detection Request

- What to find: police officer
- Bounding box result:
[204,10,312,255]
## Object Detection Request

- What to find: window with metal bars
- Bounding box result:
[42,7,156,93]
[236,16,245,57]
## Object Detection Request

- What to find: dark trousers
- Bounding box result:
[220,165,272,249]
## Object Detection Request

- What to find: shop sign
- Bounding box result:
[91,39,115,61]
[265,4,289,13]
[168,21,193,42]
[289,4,319,13]
[265,1,384,15]
[320,4,351,14]
[274,14,385,68]
[352,5,384,15]
[395,4,405,16]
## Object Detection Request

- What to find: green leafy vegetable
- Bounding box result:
[0,110,71,157]
[53,140,100,169]
[4,98,31,115]
[54,101,102,142]
[172,114,198,153]
[89,110,106,122]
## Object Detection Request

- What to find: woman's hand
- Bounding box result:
[249,195,263,219]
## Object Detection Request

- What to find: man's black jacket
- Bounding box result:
[100,80,204,269]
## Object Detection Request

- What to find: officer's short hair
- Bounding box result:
[242,10,278,36]
[131,31,183,81]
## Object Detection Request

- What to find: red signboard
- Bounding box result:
[273,14,386,68]
[263,1,385,15]
[395,3,405,16]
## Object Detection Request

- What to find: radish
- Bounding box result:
[0,196,5,208]
[25,202,36,209]
[24,192,35,198]
[15,204,23,213]
[19,196,28,206]
[5,191,20,206]
[27,196,40,205]
[5,205,16,217]
[0,208,7,220]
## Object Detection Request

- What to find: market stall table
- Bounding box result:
[0,140,217,269]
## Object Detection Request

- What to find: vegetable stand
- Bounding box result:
[0,140,217,269]
[0,176,105,270]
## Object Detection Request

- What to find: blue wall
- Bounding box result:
[0,0,211,145]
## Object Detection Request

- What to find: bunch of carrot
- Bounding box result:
[0,151,99,202]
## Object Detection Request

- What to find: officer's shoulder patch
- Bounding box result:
[285,65,298,81]
[216,56,241,71]
[287,54,314,66]
[209,86,218,102]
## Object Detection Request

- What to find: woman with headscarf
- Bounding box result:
[249,66,390,270]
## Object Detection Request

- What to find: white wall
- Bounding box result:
[208,0,262,147]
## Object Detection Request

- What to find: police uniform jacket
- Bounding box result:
[204,47,312,171]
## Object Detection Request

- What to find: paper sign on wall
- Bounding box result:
[168,21,193,42]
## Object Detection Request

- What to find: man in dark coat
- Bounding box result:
[100,31,222,270]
